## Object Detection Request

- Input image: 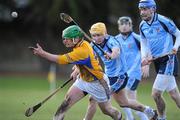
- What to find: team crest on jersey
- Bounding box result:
[128,44,132,48]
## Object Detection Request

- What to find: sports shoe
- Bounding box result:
[150,110,158,120]
[144,107,157,120]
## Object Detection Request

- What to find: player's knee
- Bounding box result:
[89,97,96,103]
[101,107,110,115]
[152,92,161,100]
[100,104,112,115]
[88,97,97,107]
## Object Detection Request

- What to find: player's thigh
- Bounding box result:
[112,89,129,105]
[126,89,137,99]
[98,100,113,112]
[168,87,180,100]
[66,85,85,105]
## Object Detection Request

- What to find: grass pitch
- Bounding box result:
[0,75,179,120]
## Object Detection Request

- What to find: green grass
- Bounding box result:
[0,76,179,120]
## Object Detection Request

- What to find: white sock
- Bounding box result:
[122,107,134,120]
[135,111,149,120]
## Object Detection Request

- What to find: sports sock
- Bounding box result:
[135,111,148,120]
[122,107,134,120]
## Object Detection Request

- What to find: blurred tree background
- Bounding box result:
[0,0,180,78]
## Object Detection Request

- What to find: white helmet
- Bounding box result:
[117,16,133,33]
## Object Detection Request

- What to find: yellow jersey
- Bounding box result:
[57,40,104,82]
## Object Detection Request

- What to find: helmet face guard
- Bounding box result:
[117,16,133,34]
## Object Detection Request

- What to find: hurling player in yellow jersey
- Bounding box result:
[30,25,122,120]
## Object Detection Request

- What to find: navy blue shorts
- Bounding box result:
[126,78,140,91]
[154,54,178,76]
[109,73,128,93]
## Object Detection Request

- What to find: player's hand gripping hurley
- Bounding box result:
[60,13,106,55]
[142,51,174,66]
[25,78,72,117]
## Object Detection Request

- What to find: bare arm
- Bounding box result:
[30,43,59,63]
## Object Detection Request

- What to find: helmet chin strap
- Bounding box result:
[72,38,76,44]
[72,38,83,47]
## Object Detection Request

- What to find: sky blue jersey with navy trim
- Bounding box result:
[92,35,126,77]
[139,13,177,58]
[115,32,141,80]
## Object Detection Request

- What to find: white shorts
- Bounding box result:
[153,74,177,92]
[73,74,110,102]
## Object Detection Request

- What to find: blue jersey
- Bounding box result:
[140,13,177,58]
[92,35,126,77]
[115,32,142,80]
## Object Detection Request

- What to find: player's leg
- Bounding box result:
[82,74,122,120]
[169,88,180,108]
[122,78,135,120]
[98,100,122,120]
[126,78,148,120]
[113,88,156,119]
[152,54,179,120]
[166,75,180,108]
[53,85,85,120]
[152,74,167,120]
[126,89,148,120]
[111,75,157,120]
[122,90,134,120]
[83,96,97,120]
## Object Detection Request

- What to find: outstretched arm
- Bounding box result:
[30,43,59,63]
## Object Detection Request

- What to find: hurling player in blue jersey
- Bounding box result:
[138,0,180,120]
[115,16,149,120]
[82,22,157,120]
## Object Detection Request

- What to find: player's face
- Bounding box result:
[139,7,154,21]
[91,33,105,45]
[118,23,131,33]
[62,38,76,47]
